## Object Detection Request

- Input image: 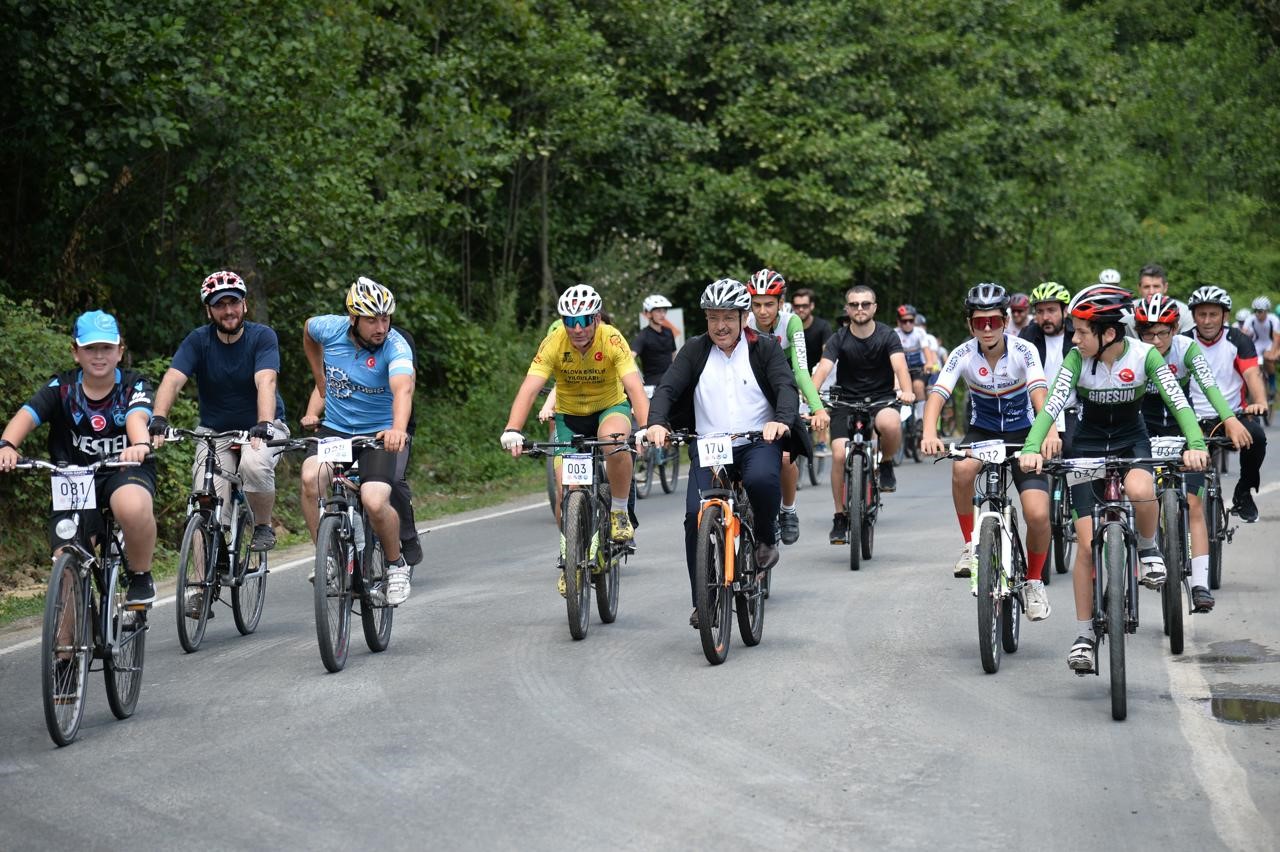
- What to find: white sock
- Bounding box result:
[781,502,796,513]
[611,497,628,513]
[1077,619,1095,641]
[1191,554,1210,588]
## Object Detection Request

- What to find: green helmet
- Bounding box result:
[1030,281,1070,306]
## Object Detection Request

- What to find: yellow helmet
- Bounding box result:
[346,276,396,316]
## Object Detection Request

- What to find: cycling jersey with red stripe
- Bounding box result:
[1184,326,1258,417]
[930,334,1046,432]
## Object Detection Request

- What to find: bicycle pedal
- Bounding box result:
[123,602,149,612]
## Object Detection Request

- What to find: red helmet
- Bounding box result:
[1134,293,1180,327]
[1009,293,1030,310]
[748,268,786,297]
[896,303,916,320]
[1068,283,1132,323]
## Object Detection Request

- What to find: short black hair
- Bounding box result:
[1138,263,1167,283]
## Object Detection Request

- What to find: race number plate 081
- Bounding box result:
[697,436,733,467]
[52,467,95,510]
[562,453,594,486]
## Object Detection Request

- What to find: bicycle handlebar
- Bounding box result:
[14,458,141,474]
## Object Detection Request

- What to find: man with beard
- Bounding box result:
[151,270,289,553]
[1020,282,1076,454]
[301,277,415,605]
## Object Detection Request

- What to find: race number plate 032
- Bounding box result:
[562,453,594,486]
[52,467,96,510]
[697,436,733,467]
[317,437,353,463]
[970,439,1007,464]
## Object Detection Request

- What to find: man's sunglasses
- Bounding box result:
[563,314,597,329]
[846,300,875,310]
[898,317,915,324]
[970,315,1006,331]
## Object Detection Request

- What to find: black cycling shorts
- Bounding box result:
[960,427,1047,493]
[48,464,156,552]
[830,400,896,444]
[1067,435,1153,520]
[306,426,409,486]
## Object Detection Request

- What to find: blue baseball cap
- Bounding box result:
[73,310,122,346]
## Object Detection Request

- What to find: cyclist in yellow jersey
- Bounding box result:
[502,285,649,554]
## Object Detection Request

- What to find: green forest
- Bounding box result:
[1,0,1278,594]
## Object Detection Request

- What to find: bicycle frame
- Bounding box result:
[175,429,259,584]
[1089,465,1140,639]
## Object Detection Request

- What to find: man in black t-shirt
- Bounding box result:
[632,294,678,385]
[811,285,914,543]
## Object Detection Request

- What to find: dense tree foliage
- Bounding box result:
[2,0,1277,413]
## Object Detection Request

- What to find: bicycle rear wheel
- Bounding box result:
[976,516,1002,674]
[861,466,875,560]
[104,575,146,720]
[232,507,267,636]
[176,513,213,653]
[634,446,654,499]
[806,450,819,486]
[1103,524,1128,721]
[360,538,393,652]
[562,490,592,640]
[695,504,732,664]
[314,515,354,672]
[1002,522,1024,654]
[735,540,764,647]
[1158,488,1184,654]
[595,545,620,624]
[660,447,680,493]
[42,552,89,747]
[1207,494,1224,590]
[846,458,864,571]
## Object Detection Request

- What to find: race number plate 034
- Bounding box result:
[697,436,733,467]
[1151,437,1185,459]
[52,467,96,510]
[562,453,594,486]
[317,437,353,463]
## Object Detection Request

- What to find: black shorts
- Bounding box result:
[1066,435,1153,520]
[959,427,1047,493]
[908,366,925,383]
[306,426,409,486]
[830,401,896,443]
[48,464,156,551]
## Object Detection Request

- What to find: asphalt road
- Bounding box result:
[1,446,1278,851]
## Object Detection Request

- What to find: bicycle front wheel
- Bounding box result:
[562,490,592,640]
[976,516,1002,674]
[314,516,354,672]
[176,513,213,653]
[846,457,864,571]
[694,504,732,664]
[360,538,393,652]
[232,507,267,636]
[1158,488,1184,654]
[735,540,765,647]
[42,552,89,747]
[1103,524,1128,721]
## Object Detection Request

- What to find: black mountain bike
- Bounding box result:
[280,436,395,672]
[18,458,148,746]
[827,393,899,571]
[1150,436,1191,655]
[1201,434,1237,590]
[168,429,268,652]
[525,433,631,640]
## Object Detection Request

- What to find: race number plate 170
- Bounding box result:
[697,436,733,467]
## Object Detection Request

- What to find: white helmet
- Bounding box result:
[1253,296,1273,312]
[1098,268,1122,285]
[642,294,673,312]
[557,284,603,318]
[700,278,751,310]
[1237,308,1251,323]
[1188,284,1232,311]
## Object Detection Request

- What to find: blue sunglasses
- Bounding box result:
[563,314,597,329]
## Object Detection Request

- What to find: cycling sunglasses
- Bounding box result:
[970,315,1006,331]
[563,313,597,329]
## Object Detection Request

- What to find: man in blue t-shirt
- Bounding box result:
[151,271,289,552]
[301,277,416,605]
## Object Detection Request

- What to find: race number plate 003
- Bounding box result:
[562,453,594,486]
[317,437,353,463]
[52,467,96,511]
[697,435,733,468]
[969,439,1006,464]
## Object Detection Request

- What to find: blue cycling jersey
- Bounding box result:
[306,315,414,434]
[930,334,1047,432]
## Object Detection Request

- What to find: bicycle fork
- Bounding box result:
[697,497,739,586]
[969,505,1017,598]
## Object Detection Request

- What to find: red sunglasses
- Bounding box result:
[970,315,1006,331]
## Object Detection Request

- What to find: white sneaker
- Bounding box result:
[385,561,411,606]
[954,543,974,578]
[1024,580,1051,621]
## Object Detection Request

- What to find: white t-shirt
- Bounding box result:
[694,331,772,445]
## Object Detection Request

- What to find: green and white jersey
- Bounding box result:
[1141,335,1235,432]
[748,308,824,411]
[1024,339,1205,454]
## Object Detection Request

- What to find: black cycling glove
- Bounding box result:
[148,415,170,437]
[248,421,274,441]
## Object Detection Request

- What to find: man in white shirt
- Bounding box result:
[644,278,803,628]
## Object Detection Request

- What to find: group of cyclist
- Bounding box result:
[499,263,1272,674]
[0,272,422,617]
[0,260,1272,680]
